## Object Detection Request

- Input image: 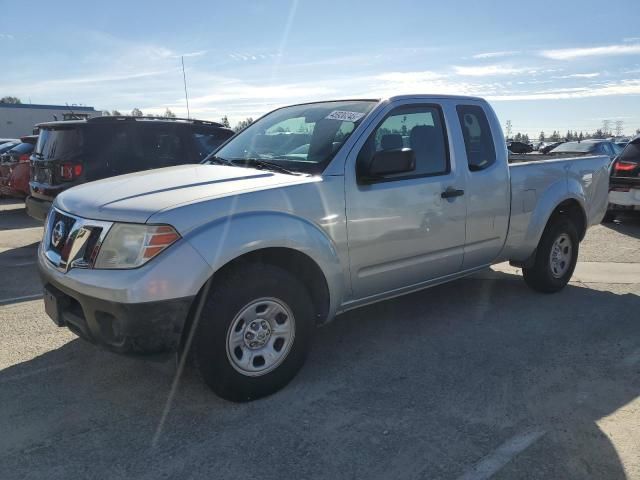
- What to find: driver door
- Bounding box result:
[345,101,467,300]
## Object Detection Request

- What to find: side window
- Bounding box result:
[456,105,496,171]
[358,105,449,180]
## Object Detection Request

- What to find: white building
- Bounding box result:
[0,103,101,137]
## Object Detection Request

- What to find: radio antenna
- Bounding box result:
[181,56,191,119]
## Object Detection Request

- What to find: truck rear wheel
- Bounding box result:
[193,263,314,402]
[522,218,579,293]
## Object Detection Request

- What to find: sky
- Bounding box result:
[1,0,639,137]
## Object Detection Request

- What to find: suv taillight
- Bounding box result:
[60,163,83,181]
[613,159,638,173]
[19,154,30,162]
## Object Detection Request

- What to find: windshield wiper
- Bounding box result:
[229,158,305,176]
[205,155,235,166]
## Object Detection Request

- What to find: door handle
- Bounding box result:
[441,187,465,199]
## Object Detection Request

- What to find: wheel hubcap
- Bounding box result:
[549,233,572,278]
[226,298,295,377]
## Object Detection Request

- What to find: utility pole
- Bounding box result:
[615,120,624,137]
[181,56,191,120]
[505,120,512,140]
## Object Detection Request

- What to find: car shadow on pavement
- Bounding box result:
[0,241,39,267]
[0,241,42,305]
[0,204,41,231]
[602,213,640,239]
[0,272,638,479]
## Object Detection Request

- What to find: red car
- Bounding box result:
[0,135,38,198]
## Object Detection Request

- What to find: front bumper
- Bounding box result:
[37,227,213,354]
[41,277,194,354]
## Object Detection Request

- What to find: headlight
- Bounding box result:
[94,224,180,269]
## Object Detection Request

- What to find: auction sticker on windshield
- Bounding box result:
[325,111,365,122]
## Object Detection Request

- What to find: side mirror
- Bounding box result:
[359,148,416,183]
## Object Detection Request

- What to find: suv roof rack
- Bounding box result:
[88,115,226,128]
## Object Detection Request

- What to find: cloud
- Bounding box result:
[472,51,519,59]
[453,65,530,76]
[488,79,640,101]
[173,50,207,58]
[0,33,14,40]
[540,43,640,60]
[375,71,445,82]
[556,72,601,79]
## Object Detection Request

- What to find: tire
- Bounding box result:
[602,211,616,223]
[522,218,579,293]
[193,263,314,402]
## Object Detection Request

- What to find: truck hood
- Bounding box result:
[55,164,314,223]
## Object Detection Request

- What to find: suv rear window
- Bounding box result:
[35,128,84,160]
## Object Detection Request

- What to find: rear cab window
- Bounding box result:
[456,105,496,171]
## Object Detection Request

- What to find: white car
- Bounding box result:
[605,135,640,221]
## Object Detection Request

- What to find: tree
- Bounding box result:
[131,108,143,117]
[522,133,530,144]
[593,129,604,139]
[578,131,584,141]
[112,110,122,116]
[0,96,21,104]
[539,131,545,142]
[234,117,254,132]
[101,110,111,116]
[550,130,560,142]
[163,108,176,118]
[565,130,573,141]
[636,128,640,136]
[220,115,230,128]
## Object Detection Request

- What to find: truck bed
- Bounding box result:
[501,155,611,262]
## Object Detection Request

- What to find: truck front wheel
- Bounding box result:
[193,263,314,402]
[522,219,579,293]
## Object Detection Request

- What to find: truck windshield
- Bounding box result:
[205,100,377,174]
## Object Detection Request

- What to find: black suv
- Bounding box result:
[26,116,234,220]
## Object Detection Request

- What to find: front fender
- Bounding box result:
[184,211,346,319]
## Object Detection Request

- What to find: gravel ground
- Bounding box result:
[0,199,639,480]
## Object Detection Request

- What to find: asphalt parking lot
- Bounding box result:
[1,198,639,480]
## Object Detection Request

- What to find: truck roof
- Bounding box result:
[385,94,485,102]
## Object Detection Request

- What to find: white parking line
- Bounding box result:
[0,293,43,305]
[456,429,545,480]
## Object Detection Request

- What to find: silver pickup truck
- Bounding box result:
[38,95,610,401]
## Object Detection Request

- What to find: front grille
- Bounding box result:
[50,211,76,255]
[44,208,113,272]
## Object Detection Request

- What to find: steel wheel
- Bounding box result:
[226,297,296,377]
[549,233,572,278]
